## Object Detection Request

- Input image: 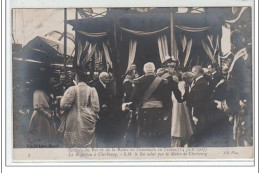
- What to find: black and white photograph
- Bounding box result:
[9,5,255,163]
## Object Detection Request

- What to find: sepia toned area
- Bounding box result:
[12,8,253,150]
[13,147,253,161]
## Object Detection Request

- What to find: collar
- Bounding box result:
[78,82,86,85]
[195,75,203,83]
[100,80,107,88]
[212,71,217,75]
[144,72,155,76]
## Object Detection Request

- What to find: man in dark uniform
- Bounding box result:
[208,63,222,95]
[121,71,138,147]
[161,58,182,102]
[93,72,113,147]
[129,62,172,147]
[186,66,211,146]
[215,46,252,146]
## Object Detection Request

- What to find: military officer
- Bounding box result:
[129,62,172,147]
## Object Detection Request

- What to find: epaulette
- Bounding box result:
[133,75,144,84]
[172,75,179,83]
[123,79,131,84]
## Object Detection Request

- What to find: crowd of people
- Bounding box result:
[22,42,252,148]
[121,50,252,148]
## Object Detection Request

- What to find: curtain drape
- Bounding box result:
[202,40,214,62]
[175,25,211,32]
[103,41,113,71]
[76,39,83,66]
[126,39,137,71]
[226,7,248,24]
[77,31,107,38]
[180,34,187,52]
[75,37,113,70]
[221,25,231,56]
[76,39,91,66]
[81,43,97,65]
[183,39,193,67]
[201,34,219,63]
[121,27,169,36]
[157,35,169,63]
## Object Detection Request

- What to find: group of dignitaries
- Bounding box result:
[27,45,252,148]
[121,48,252,148]
[122,61,211,147]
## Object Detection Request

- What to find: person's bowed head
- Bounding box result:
[191,65,204,80]
[182,72,193,86]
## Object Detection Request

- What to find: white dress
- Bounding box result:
[171,81,193,139]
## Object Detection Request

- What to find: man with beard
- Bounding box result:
[94,72,113,147]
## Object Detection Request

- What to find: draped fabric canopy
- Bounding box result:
[175,25,211,32]
[78,30,107,38]
[67,8,228,72]
[201,34,220,63]
[183,38,193,67]
[121,26,169,36]
[74,31,113,71]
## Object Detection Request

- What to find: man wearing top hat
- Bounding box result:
[128,62,172,147]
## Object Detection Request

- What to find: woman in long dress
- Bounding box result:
[171,73,194,147]
[28,78,56,145]
[60,70,100,148]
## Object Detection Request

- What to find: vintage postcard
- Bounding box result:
[6,0,256,166]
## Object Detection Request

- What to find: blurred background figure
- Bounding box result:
[28,75,56,146]
[207,63,222,95]
[88,71,100,86]
[128,63,139,78]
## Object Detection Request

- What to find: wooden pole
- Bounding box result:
[170,8,179,61]
[112,9,122,98]
[64,8,67,74]
[170,8,174,57]
[75,8,78,19]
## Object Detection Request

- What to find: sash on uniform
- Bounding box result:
[139,77,163,107]
[161,73,171,79]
